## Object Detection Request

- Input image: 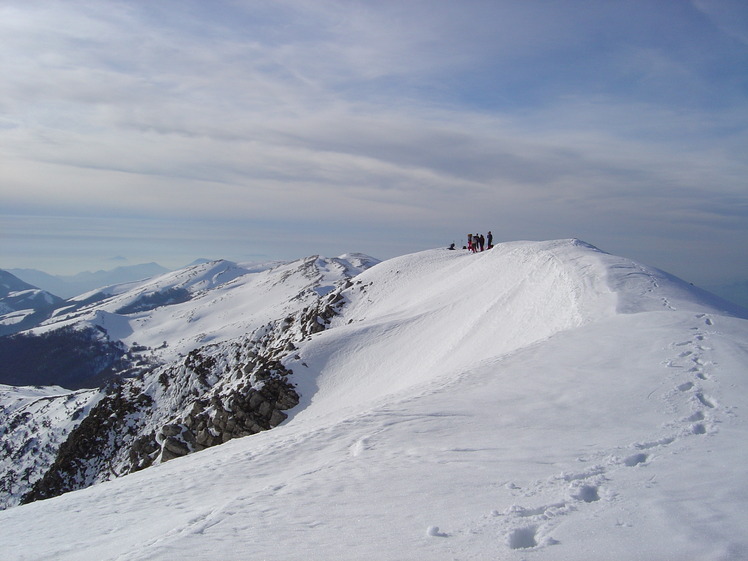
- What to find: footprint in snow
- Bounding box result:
[496,468,608,551]
[690,423,707,435]
[623,453,648,467]
[696,313,714,326]
[494,322,720,553]
[677,381,694,392]
[507,525,539,549]
[572,484,600,503]
[695,392,716,409]
[634,436,675,450]
[686,411,704,422]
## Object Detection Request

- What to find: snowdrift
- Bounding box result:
[2,240,747,561]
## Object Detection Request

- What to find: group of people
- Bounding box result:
[447,231,494,252]
[467,231,492,252]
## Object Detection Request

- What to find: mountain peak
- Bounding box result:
[0,270,39,296]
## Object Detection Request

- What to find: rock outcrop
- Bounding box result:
[17,281,349,506]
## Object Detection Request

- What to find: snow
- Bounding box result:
[0,288,61,326]
[0,385,102,509]
[2,239,748,560]
[34,255,374,364]
[0,308,34,326]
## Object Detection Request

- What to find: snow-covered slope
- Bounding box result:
[0,254,378,389]
[41,255,377,364]
[0,385,101,507]
[1,240,747,561]
[0,270,64,336]
[0,253,379,504]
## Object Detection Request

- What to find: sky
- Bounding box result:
[0,0,746,285]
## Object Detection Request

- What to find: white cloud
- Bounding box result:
[0,0,746,284]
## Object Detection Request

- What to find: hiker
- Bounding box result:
[467,234,474,252]
[487,231,493,249]
[478,234,485,251]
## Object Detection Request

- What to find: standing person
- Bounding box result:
[467,233,473,252]
[478,234,485,251]
[487,231,493,249]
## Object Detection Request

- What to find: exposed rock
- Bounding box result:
[162,436,190,461]
[129,433,159,472]
[21,384,155,504]
[12,266,351,507]
[163,373,301,462]
[269,409,288,427]
[161,424,182,437]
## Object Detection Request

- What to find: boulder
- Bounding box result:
[161,436,190,461]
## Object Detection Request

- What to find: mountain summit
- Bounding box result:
[1,240,747,560]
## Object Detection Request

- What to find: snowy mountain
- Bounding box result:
[1,240,747,560]
[0,270,64,337]
[0,256,373,388]
[9,262,171,300]
[0,253,379,506]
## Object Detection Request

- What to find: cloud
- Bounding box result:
[0,0,747,284]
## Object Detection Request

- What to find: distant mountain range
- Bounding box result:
[8,263,174,299]
[0,263,190,338]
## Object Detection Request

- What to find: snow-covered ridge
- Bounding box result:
[1,240,747,560]
[288,239,744,423]
[0,252,379,507]
[0,270,65,335]
[37,255,377,365]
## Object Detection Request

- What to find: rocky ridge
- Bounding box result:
[0,256,366,509]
